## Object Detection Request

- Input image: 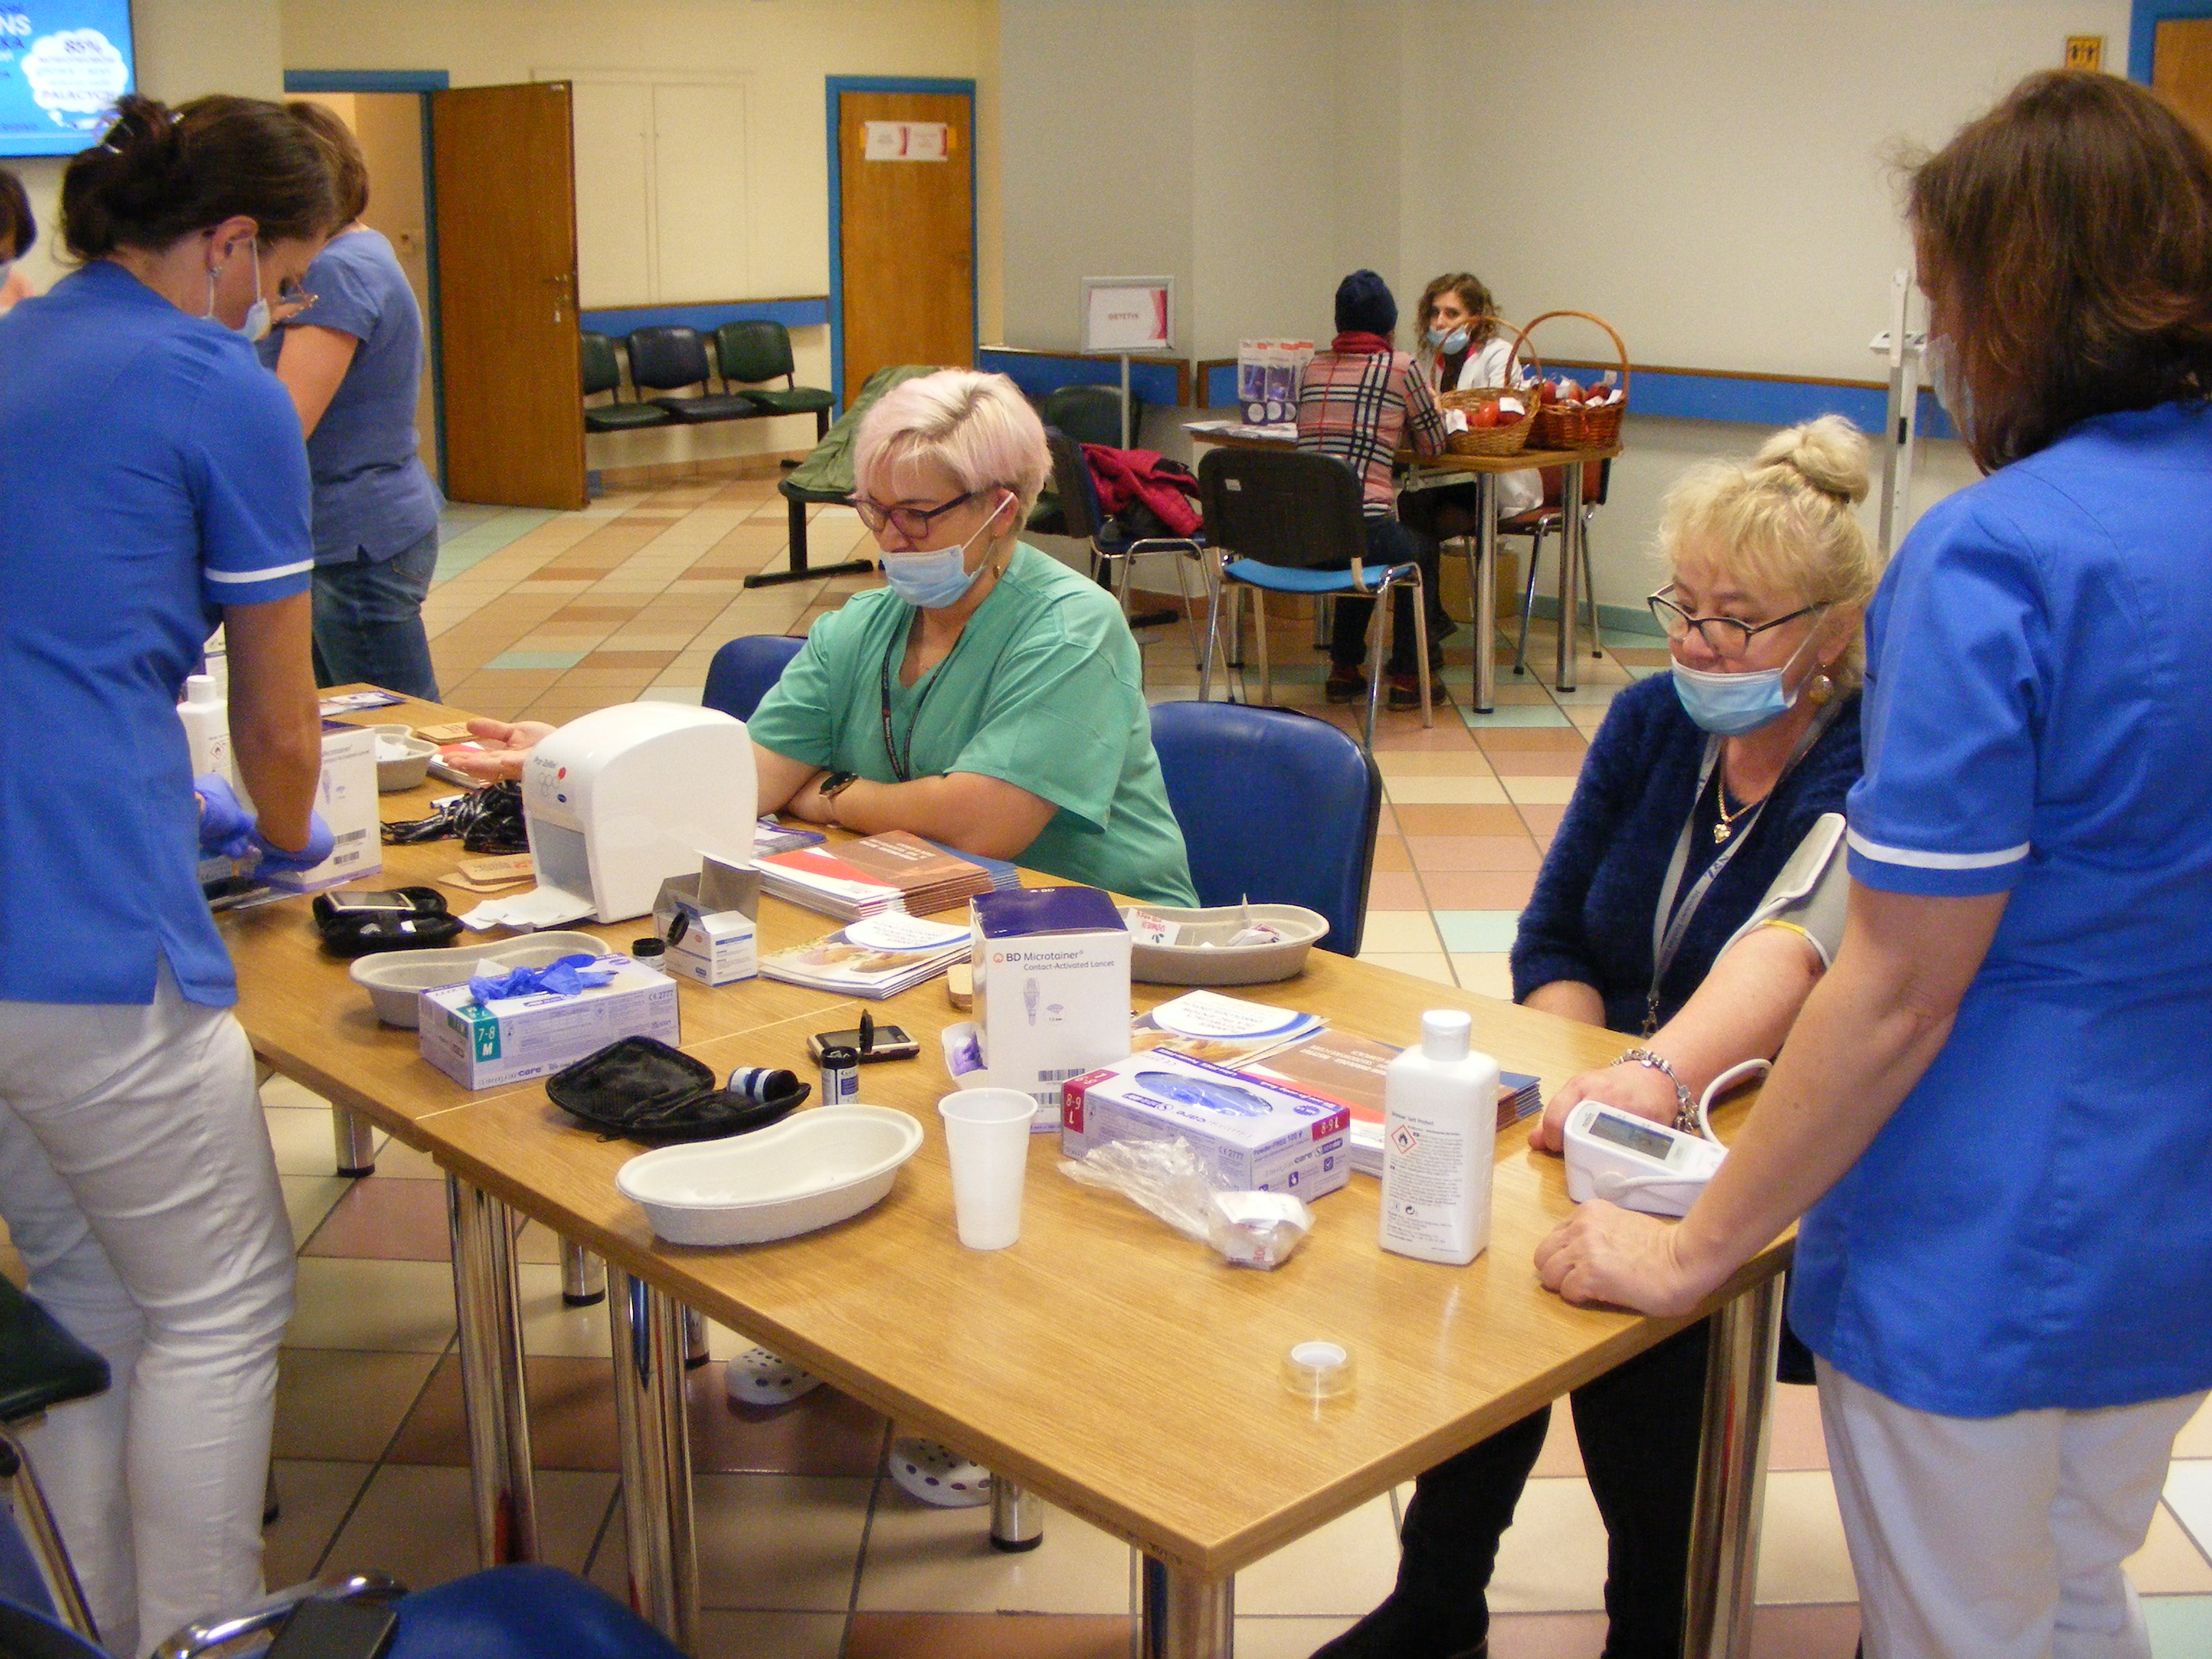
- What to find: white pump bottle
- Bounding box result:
[1377,1009,1501,1265]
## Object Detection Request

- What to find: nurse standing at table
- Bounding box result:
[0,94,332,1654]
[1537,70,2212,1659]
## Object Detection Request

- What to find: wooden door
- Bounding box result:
[835,88,975,405]
[431,81,585,509]
[2156,19,2212,143]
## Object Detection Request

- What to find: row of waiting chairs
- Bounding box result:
[581,320,835,439]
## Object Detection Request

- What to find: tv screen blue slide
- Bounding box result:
[0,2,135,158]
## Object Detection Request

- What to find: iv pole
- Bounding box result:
[1869,268,1928,558]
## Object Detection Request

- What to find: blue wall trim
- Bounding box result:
[1198,359,1954,439]
[825,76,979,417]
[284,70,451,93]
[2130,0,2212,79]
[979,350,1183,409]
[583,298,830,336]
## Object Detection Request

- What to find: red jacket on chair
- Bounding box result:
[1079,444,1202,538]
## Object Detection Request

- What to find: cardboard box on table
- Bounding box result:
[971,886,1130,1120]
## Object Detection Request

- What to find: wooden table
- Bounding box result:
[1184,427,1623,711]
[229,696,1786,1659]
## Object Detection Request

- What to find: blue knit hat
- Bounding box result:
[1334,269,1396,338]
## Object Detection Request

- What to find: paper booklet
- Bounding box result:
[757,913,974,998]
[755,830,1005,919]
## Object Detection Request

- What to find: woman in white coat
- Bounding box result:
[1399,271,1542,540]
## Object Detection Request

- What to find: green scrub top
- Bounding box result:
[747,542,1199,907]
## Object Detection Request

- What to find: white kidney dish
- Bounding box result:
[615,1105,924,1246]
[349,931,613,1027]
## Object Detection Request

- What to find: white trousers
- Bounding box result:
[1817,1358,2203,1659]
[0,968,295,1658]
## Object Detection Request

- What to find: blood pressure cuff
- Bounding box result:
[1721,812,1848,967]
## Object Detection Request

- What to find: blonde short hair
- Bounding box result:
[852,369,1051,527]
[1657,416,1882,690]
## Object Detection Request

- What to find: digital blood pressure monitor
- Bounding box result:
[1563,1101,1730,1218]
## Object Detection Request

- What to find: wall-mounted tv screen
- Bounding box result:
[0,2,135,158]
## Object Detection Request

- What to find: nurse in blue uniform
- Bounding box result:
[1533,70,2212,1659]
[0,95,333,1653]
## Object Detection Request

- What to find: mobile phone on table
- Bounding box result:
[265,1597,398,1659]
[807,1023,919,1064]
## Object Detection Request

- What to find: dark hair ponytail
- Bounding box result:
[61,93,336,260]
[0,167,34,259]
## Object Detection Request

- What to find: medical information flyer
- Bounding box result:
[0,3,134,158]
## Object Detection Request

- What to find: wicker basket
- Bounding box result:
[1515,311,1629,450]
[1437,324,1540,455]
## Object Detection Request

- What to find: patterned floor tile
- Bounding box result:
[1433,909,1524,953]
[844,1614,1129,1658]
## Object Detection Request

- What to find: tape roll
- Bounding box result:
[1282,1340,1355,1400]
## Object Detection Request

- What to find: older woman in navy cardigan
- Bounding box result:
[1319,415,1879,1659]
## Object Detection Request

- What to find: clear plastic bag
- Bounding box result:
[1058,1137,1313,1269]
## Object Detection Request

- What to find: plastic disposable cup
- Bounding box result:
[938,1089,1038,1249]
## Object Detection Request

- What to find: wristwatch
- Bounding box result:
[1616,1046,1696,1133]
[819,770,860,801]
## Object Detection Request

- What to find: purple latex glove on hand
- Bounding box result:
[250,811,334,876]
[194,775,257,860]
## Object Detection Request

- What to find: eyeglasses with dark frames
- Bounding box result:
[853,492,981,541]
[1647,586,1822,660]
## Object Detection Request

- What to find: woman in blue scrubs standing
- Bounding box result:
[1537,71,2212,1659]
[0,95,333,1653]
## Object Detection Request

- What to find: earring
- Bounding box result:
[1805,670,1835,706]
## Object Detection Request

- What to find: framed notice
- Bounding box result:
[862,120,949,161]
[1082,276,1175,354]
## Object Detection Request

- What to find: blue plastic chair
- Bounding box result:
[1,1552,683,1659]
[701,634,806,721]
[1148,699,1383,956]
[1195,445,1431,748]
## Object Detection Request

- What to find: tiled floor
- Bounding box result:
[55,480,2212,1655]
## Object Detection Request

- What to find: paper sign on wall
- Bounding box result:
[863,120,950,161]
[1082,277,1176,354]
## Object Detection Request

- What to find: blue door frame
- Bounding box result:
[824,75,979,413]
[2132,0,2212,77]
[282,71,452,483]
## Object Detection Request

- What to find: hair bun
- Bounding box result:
[1754,415,1870,505]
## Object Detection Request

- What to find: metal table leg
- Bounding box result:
[989,1477,1045,1552]
[608,1269,698,1652]
[1556,462,1587,692]
[1473,474,1499,712]
[333,1107,376,1177]
[561,1239,606,1307]
[445,1174,539,1567]
[1681,1275,1784,1659]
[1141,1556,1234,1659]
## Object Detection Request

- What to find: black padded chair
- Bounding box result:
[1195,446,1432,746]
[624,326,760,423]
[713,321,835,440]
[0,1277,110,1640]
[1035,383,1143,450]
[580,333,675,433]
[1043,429,1204,675]
[1150,699,1382,956]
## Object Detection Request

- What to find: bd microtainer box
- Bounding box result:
[1061,1051,1352,1200]
[972,886,1130,1120]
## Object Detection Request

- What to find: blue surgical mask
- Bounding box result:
[1426,325,1471,354]
[1670,629,1818,737]
[207,238,271,343]
[879,494,1010,609]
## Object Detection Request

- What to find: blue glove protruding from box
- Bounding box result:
[250,811,334,876]
[194,775,257,860]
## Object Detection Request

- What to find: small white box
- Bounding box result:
[1061,1051,1351,1200]
[263,723,382,894]
[653,857,760,986]
[418,962,679,1091]
[972,886,1130,1122]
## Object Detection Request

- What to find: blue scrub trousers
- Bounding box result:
[312,527,441,701]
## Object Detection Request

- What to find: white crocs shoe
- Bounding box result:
[887,1437,993,1507]
[725,1346,824,1408]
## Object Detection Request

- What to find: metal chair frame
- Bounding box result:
[1508,459,1611,676]
[1043,432,1208,684]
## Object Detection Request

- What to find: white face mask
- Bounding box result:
[207,238,271,342]
[1924,335,1974,446]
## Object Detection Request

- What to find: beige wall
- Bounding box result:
[280,0,998,472]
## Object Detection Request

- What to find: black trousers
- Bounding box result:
[1329,516,1450,673]
[1394,1319,1713,1659]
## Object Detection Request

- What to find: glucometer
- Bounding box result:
[806,1010,920,1064]
[1560,1058,1767,1218]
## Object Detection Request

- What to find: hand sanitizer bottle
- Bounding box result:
[1378,1010,1501,1265]
[177,674,230,781]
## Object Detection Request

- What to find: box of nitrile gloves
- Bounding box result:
[260,723,382,894]
[971,886,1130,1122]
[1060,1051,1351,1199]
[418,964,677,1090]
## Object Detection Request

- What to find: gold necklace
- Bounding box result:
[1713,768,1760,844]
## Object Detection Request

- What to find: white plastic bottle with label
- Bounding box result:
[177,674,230,781]
[1377,1009,1501,1265]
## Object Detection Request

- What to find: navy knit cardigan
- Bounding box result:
[1510,674,1863,1035]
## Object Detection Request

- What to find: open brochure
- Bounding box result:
[756,830,1012,920]
[758,913,974,998]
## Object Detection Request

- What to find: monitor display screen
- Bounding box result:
[0,3,135,158]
